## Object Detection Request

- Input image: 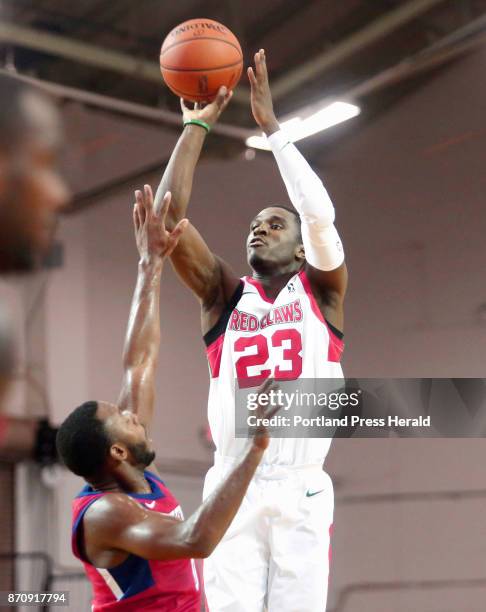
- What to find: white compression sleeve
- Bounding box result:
[267,129,344,271]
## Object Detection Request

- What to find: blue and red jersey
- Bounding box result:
[71,470,202,611]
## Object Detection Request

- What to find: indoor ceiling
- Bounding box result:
[2,0,486,163]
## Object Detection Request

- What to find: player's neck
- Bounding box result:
[251,268,300,299]
[89,466,151,495]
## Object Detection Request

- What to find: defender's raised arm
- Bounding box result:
[117,188,187,427]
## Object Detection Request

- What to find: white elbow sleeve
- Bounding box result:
[268,130,345,271]
[301,221,344,272]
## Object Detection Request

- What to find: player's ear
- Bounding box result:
[109,442,128,463]
[296,243,305,262]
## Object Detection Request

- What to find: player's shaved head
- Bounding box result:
[0,75,62,153]
[0,76,36,149]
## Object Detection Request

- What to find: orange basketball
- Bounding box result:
[160,18,243,102]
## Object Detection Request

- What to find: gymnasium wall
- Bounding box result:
[13,47,486,610]
[318,46,486,380]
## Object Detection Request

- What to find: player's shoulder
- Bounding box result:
[80,493,150,559]
[83,492,143,532]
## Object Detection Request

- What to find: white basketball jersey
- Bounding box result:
[204,270,344,466]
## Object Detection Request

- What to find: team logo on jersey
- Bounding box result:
[288,282,295,293]
[229,299,303,332]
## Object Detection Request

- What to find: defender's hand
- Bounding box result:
[250,378,282,451]
[133,187,187,261]
[248,49,279,136]
[180,86,233,129]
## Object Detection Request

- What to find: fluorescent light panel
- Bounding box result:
[246,101,360,150]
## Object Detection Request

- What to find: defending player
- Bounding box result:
[56,187,279,611]
[152,49,348,611]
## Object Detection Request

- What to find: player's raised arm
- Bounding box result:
[152,88,240,316]
[87,381,280,561]
[248,49,348,331]
[117,188,187,427]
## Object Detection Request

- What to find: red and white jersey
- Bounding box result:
[71,471,202,611]
[204,270,344,466]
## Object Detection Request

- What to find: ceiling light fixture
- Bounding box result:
[246,101,360,150]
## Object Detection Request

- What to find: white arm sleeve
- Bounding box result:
[267,129,344,272]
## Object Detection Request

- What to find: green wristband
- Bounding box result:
[183,119,211,133]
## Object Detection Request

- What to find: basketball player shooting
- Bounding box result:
[56,188,280,611]
[151,49,348,612]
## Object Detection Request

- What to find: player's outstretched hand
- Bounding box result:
[180,86,233,129]
[133,187,188,261]
[248,49,279,136]
[250,378,282,452]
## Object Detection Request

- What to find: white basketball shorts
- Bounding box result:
[202,456,334,612]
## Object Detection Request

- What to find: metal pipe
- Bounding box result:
[0,2,458,107]
[246,19,486,140]
[0,69,252,141]
[5,12,485,148]
[343,28,486,101]
[269,0,451,100]
[0,22,161,82]
[0,21,248,103]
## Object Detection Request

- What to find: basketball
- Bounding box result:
[160,18,243,102]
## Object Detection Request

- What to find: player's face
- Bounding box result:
[98,402,156,468]
[246,207,303,271]
[0,91,69,272]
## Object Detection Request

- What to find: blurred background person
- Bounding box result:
[0,73,68,272]
[0,73,68,458]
